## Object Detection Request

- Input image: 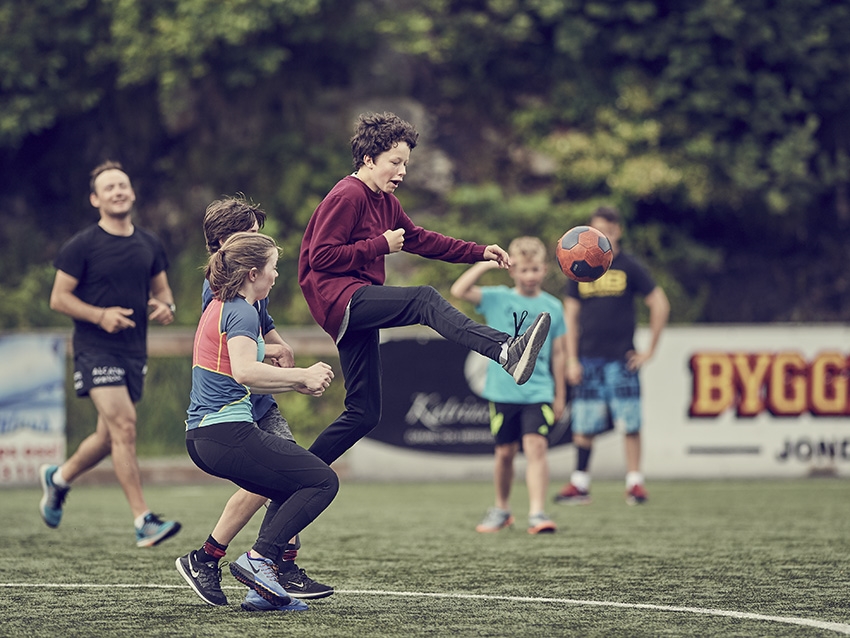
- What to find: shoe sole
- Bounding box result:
[528,522,558,535]
[553,496,592,506]
[241,600,309,612]
[230,561,292,606]
[285,587,335,600]
[137,522,182,548]
[175,556,228,606]
[475,515,515,533]
[38,465,61,529]
[512,314,551,384]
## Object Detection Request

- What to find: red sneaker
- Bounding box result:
[626,484,648,505]
[553,483,591,505]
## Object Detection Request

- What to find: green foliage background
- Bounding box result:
[2,0,850,329]
[3,0,850,454]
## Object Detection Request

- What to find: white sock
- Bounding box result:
[52,468,69,488]
[499,342,509,365]
[134,511,151,529]
[626,471,643,489]
[571,470,590,491]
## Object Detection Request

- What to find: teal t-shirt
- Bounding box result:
[477,286,566,405]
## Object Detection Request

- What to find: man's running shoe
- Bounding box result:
[241,589,308,612]
[175,551,227,606]
[279,563,334,599]
[39,464,69,528]
[626,484,648,505]
[475,507,515,533]
[230,552,292,606]
[553,483,591,505]
[502,312,551,385]
[135,513,181,547]
[527,513,558,535]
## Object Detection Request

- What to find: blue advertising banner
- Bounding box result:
[0,333,66,485]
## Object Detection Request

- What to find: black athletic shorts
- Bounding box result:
[73,351,147,403]
[489,402,554,446]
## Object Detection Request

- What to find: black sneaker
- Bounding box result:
[279,563,334,599]
[175,551,228,606]
[502,312,551,385]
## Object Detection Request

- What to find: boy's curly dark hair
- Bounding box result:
[350,112,419,170]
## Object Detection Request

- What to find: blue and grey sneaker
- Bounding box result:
[230,552,292,606]
[135,513,181,547]
[39,464,70,528]
[241,589,309,612]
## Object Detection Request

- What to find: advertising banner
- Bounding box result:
[352,325,850,480]
[367,337,572,455]
[0,333,67,485]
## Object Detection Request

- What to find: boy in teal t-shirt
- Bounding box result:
[451,236,567,534]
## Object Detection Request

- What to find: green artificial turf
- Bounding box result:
[2,479,849,637]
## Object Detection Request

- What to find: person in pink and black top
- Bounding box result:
[299,111,552,466]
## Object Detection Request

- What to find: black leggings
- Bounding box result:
[308,284,509,465]
[187,421,338,560]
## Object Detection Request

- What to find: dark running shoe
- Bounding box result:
[175,551,227,606]
[502,312,551,385]
[39,464,70,528]
[279,563,334,599]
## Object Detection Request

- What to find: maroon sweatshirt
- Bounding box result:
[299,176,487,341]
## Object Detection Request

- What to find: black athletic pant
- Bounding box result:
[308,285,510,465]
[187,421,338,560]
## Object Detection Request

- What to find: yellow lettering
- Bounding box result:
[732,353,771,416]
[768,353,807,415]
[689,353,735,416]
[810,352,848,415]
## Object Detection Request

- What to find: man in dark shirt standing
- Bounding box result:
[554,206,669,506]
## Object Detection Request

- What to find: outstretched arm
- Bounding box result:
[483,244,511,269]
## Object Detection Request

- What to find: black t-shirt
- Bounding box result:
[53,224,169,357]
[566,251,656,361]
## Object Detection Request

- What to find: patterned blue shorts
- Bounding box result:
[572,358,642,436]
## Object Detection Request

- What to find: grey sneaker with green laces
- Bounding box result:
[475,507,515,533]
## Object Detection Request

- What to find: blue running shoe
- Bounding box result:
[39,464,69,528]
[241,589,308,612]
[230,552,292,606]
[135,513,181,547]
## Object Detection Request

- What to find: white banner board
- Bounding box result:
[344,325,850,481]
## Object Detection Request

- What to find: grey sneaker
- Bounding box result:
[475,507,515,533]
[502,312,551,385]
[230,552,292,606]
[527,512,557,535]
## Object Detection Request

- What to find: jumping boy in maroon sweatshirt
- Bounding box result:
[299,111,551,465]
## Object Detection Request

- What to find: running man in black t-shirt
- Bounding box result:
[39,161,182,547]
[554,206,670,506]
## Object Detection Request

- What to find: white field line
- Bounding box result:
[2,583,849,635]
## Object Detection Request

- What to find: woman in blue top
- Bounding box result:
[185,232,337,612]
